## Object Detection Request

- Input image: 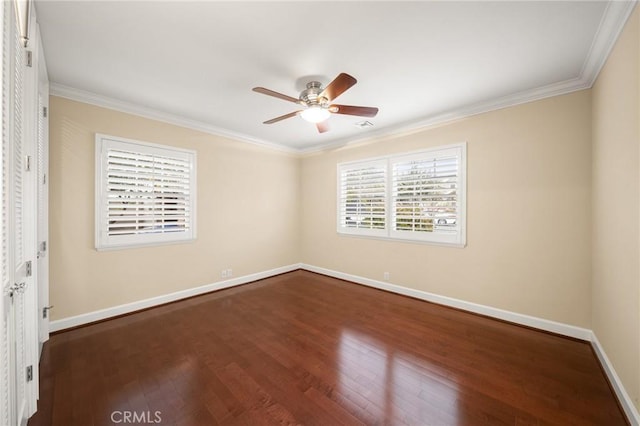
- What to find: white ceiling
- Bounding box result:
[36,1,635,152]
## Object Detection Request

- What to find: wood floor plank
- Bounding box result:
[28,270,627,425]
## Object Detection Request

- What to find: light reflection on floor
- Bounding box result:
[337,328,460,424]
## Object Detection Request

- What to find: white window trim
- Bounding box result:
[95,134,197,251]
[337,142,466,248]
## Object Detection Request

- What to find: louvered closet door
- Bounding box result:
[0,1,14,424]
[7,0,30,423]
[1,0,35,423]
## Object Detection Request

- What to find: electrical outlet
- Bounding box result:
[383,272,390,281]
[227,269,233,277]
[221,270,228,279]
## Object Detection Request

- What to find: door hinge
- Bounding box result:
[42,106,47,118]
[25,155,31,172]
[43,305,53,319]
[26,365,33,382]
[25,260,32,277]
[26,50,32,67]
[37,241,46,259]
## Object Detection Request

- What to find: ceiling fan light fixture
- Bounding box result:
[300,106,330,123]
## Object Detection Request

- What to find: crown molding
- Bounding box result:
[299,76,592,154]
[50,1,636,156]
[49,83,298,154]
[581,0,637,87]
[52,74,591,157]
[300,1,638,154]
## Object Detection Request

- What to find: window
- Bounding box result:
[337,143,466,247]
[95,134,197,250]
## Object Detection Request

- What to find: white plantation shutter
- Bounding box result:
[96,135,196,250]
[391,146,465,245]
[106,151,191,235]
[337,144,466,246]
[337,160,387,237]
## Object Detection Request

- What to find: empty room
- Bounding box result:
[1,0,639,425]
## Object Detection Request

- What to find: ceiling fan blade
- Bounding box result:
[316,121,330,133]
[264,111,301,124]
[253,87,301,104]
[330,104,379,117]
[320,73,357,102]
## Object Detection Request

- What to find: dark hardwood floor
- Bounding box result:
[29,270,626,425]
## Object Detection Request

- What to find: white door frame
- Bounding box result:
[35,23,49,349]
[16,0,38,421]
[22,7,45,418]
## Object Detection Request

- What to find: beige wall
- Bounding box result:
[592,7,640,410]
[49,96,300,320]
[300,90,592,327]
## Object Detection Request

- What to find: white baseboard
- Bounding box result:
[591,333,640,425]
[49,263,302,332]
[299,263,592,341]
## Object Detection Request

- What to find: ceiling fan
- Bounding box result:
[252,73,379,133]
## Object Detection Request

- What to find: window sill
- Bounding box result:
[95,237,197,251]
[336,231,466,248]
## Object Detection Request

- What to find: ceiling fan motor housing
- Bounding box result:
[299,81,328,107]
